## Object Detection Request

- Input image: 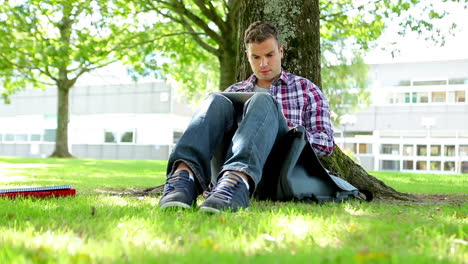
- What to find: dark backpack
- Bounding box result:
[254,125,372,202]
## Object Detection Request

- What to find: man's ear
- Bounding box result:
[279,45,284,58]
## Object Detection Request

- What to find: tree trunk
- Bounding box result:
[49,85,73,158]
[218,47,238,90]
[235,0,412,200]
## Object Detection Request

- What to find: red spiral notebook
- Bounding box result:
[0,185,76,199]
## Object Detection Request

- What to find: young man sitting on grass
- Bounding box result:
[159,21,334,213]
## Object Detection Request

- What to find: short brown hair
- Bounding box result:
[244,21,279,46]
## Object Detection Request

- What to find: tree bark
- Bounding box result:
[218,46,238,90]
[49,85,74,158]
[235,0,411,200]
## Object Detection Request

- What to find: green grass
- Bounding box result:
[369,170,467,194]
[0,157,467,263]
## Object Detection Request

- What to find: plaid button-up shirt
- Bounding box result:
[225,70,334,156]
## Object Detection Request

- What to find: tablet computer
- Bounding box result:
[214,92,256,104]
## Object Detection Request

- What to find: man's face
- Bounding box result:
[246,37,283,88]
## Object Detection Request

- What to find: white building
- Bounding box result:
[0,81,193,159]
[335,59,468,173]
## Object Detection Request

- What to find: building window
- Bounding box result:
[15,134,28,142]
[447,91,466,103]
[415,92,429,103]
[173,131,183,144]
[430,145,441,156]
[44,129,56,142]
[31,134,41,141]
[403,160,414,170]
[417,145,427,156]
[413,80,447,86]
[456,91,465,102]
[121,132,134,143]
[448,78,468,85]
[5,134,15,142]
[460,145,468,157]
[395,93,406,104]
[404,92,411,103]
[0,134,2,142]
[104,130,134,143]
[358,143,372,154]
[105,131,117,143]
[430,161,441,171]
[444,145,455,157]
[403,145,414,156]
[431,92,446,103]
[416,161,427,170]
[381,160,400,171]
[444,161,455,172]
[381,144,399,155]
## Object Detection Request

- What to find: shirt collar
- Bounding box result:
[242,68,288,90]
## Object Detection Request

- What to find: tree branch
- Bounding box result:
[193,0,226,33]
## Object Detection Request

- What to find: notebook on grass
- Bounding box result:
[0,185,76,199]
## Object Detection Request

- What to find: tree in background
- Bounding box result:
[0,0,155,157]
[137,0,461,123]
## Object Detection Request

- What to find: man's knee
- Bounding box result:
[245,92,277,109]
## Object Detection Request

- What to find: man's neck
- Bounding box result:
[256,80,272,88]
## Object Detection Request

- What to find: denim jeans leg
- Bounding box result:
[221,93,289,190]
[167,93,236,191]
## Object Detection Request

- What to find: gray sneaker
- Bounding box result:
[159,170,198,209]
[200,172,249,213]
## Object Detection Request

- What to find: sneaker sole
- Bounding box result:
[160,201,191,209]
[199,206,222,214]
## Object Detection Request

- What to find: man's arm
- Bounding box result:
[303,82,335,156]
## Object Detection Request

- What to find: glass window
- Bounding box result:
[413,80,447,86]
[403,160,414,170]
[403,145,414,156]
[430,145,441,156]
[31,134,41,141]
[397,80,411,86]
[381,160,400,171]
[395,93,405,103]
[416,161,427,170]
[460,145,468,157]
[404,92,411,103]
[415,92,429,103]
[456,91,465,102]
[120,132,134,143]
[430,161,441,171]
[44,129,56,142]
[444,145,455,157]
[386,93,394,104]
[444,161,455,172]
[417,145,427,156]
[381,144,399,155]
[15,134,28,141]
[431,91,446,102]
[448,78,468,85]
[173,131,183,144]
[358,143,372,154]
[344,143,357,153]
[0,134,2,142]
[105,131,117,143]
[5,134,15,141]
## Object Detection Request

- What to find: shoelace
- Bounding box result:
[206,173,242,201]
[162,172,192,196]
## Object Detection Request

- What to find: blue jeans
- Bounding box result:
[167,93,289,193]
